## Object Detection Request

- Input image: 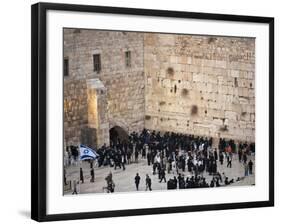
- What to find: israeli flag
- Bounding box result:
[79,145,99,160]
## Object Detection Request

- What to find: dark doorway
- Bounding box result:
[110,126,128,146]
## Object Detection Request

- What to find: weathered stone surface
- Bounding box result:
[144,33,255,142]
[64,29,255,146]
[64,29,145,146]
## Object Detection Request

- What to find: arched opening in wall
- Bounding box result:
[110,126,129,146]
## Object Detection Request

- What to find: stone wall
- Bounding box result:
[86,79,110,147]
[144,33,255,142]
[64,79,88,145]
[63,29,145,146]
[64,29,255,146]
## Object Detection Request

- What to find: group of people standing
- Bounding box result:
[66,129,255,194]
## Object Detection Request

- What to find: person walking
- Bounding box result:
[238,149,242,162]
[159,168,167,183]
[127,150,131,165]
[90,168,95,182]
[64,168,67,185]
[135,149,139,163]
[244,162,249,176]
[145,174,152,191]
[219,151,224,165]
[243,153,248,164]
[105,172,115,193]
[80,167,84,183]
[227,155,232,168]
[72,180,78,195]
[248,160,254,175]
[214,149,218,161]
[135,173,141,191]
[147,150,151,166]
[152,162,157,175]
[181,157,186,172]
[121,154,126,171]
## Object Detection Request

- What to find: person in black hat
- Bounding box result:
[90,168,95,182]
[159,168,167,183]
[80,167,84,184]
[145,174,152,191]
[248,160,254,175]
[135,173,141,190]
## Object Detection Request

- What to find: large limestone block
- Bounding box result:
[225,111,237,121]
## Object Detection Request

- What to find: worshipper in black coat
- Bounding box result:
[243,153,248,164]
[189,176,195,188]
[64,168,67,186]
[244,163,249,176]
[215,178,220,187]
[173,176,178,188]
[145,174,152,191]
[135,147,139,163]
[152,162,158,175]
[158,164,162,179]
[202,178,209,188]
[167,157,172,174]
[80,167,84,184]
[187,159,193,172]
[177,173,184,188]
[167,178,176,189]
[126,149,132,164]
[114,153,122,170]
[90,168,95,182]
[159,168,167,183]
[121,154,126,170]
[224,177,234,185]
[248,160,253,175]
[142,146,146,159]
[214,149,218,161]
[213,161,217,174]
[215,172,223,183]
[147,151,151,166]
[243,152,248,163]
[181,157,186,172]
[210,179,215,187]
[238,148,243,162]
[179,180,185,189]
[227,155,232,168]
[185,177,189,188]
[135,173,141,191]
[219,151,224,165]
[90,160,93,168]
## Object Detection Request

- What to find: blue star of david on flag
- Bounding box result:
[79,144,99,160]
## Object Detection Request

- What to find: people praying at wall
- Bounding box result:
[65,128,255,193]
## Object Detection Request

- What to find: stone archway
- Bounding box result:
[109,126,129,145]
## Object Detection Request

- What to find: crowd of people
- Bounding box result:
[65,129,255,194]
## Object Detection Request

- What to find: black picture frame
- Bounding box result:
[31,2,274,222]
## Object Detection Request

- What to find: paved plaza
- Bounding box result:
[64,153,255,195]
